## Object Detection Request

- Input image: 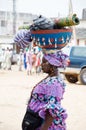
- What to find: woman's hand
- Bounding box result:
[41,111,54,130]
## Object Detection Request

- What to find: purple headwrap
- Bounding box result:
[14,29,32,48]
[44,51,69,68]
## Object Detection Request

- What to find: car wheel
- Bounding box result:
[78,68,86,85]
[65,74,78,83]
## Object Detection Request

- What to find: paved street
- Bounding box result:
[0,65,86,130]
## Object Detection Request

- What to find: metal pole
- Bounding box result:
[13,0,17,51]
[13,0,16,35]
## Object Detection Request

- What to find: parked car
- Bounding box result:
[60,46,86,85]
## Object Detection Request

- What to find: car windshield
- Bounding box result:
[72,47,86,57]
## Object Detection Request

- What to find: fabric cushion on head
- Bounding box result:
[14,29,32,49]
[44,51,69,68]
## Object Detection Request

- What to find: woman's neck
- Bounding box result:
[48,71,58,77]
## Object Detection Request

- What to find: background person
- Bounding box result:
[17,49,23,71]
[23,48,27,70]
[4,47,12,70]
[26,49,33,75]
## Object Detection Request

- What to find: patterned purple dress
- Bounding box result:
[28,75,67,130]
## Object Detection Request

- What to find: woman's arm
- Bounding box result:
[41,111,54,130]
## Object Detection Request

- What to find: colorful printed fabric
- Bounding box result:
[28,76,67,130]
[14,29,32,48]
[44,51,69,68]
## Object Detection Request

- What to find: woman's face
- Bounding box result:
[41,57,51,73]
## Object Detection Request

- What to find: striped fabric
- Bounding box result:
[14,29,32,48]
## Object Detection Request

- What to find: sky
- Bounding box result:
[0,0,86,18]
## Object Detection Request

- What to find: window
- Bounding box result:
[72,47,86,57]
[1,20,7,27]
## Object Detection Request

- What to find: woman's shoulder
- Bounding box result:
[33,76,57,93]
[32,76,65,100]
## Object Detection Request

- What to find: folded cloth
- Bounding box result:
[14,29,32,48]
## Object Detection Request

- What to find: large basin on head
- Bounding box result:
[31,28,72,50]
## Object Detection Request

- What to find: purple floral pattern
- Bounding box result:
[44,51,69,68]
[28,76,67,130]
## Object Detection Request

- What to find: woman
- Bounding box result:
[22,50,68,130]
[26,49,33,75]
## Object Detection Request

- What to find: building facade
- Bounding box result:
[0,11,37,50]
[0,11,37,35]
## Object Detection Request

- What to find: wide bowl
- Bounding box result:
[31,29,72,50]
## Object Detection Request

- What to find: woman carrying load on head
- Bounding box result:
[22,50,69,130]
